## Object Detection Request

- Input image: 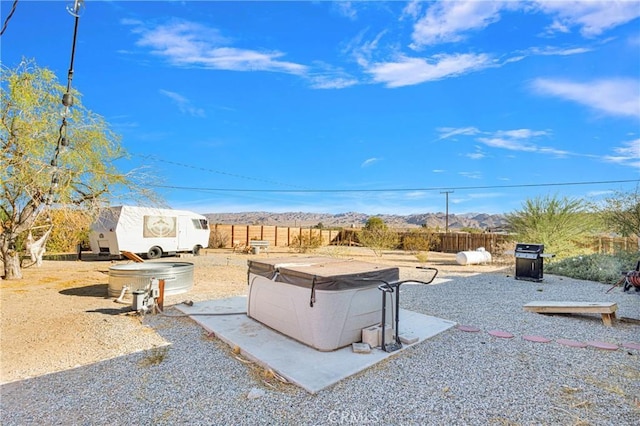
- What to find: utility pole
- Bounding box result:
[440,190,454,233]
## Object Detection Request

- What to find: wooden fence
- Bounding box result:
[589,236,638,254]
[434,233,509,254]
[210,224,338,249]
[209,224,638,254]
[428,233,637,254]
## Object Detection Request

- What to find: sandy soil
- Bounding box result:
[0,247,511,384]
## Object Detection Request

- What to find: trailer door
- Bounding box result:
[177,216,191,251]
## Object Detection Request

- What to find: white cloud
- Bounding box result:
[466,145,486,160]
[361,158,380,167]
[495,129,551,139]
[587,190,614,197]
[437,126,481,140]
[307,63,359,89]
[466,153,485,159]
[442,126,573,157]
[478,137,538,152]
[604,139,640,168]
[533,0,640,37]
[345,29,389,68]
[402,1,423,21]
[459,171,483,179]
[308,75,359,90]
[333,1,358,20]
[465,192,504,200]
[125,19,307,75]
[410,0,507,47]
[532,78,640,119]
[159,89,205,117]
[367,53,493,88]
[405,191,429,200]
[477,132,570,156]
[527,46,593,56]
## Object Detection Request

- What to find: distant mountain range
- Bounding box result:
[205,211,509,231]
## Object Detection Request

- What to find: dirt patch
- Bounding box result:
[0,247,511,384]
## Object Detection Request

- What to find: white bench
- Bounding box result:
[524,301,618,326]
[249,240,269,254]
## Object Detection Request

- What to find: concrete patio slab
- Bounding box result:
[175,297,455,393]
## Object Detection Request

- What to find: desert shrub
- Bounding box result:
[402,229,440,252]
[600,186,640,250]
[289,233,322,253]
[209,228,229,249]
[492,238,517,266]
[506,194,601,260]
[546,251,639,284]
[415,251,429,265]
[318,245,350,258]
[358,217,399,257]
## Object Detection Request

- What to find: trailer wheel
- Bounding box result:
[192,245,202,256]
[147,246,163,259]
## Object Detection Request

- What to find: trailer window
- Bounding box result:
[192,219,209,229]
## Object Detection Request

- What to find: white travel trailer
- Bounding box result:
[89,206,210,259]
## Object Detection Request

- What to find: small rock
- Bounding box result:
[247,387,266,400]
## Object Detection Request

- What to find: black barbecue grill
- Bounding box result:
[514,243,551,282]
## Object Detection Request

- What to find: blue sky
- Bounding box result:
[2,0,639,215]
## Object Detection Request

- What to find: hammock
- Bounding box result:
[26,226,53,267]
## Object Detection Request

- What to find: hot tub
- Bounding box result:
[247,257,398,351]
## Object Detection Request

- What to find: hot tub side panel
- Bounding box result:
[248,273,390,351]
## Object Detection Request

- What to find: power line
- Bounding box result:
[149,178,639,193]
[133,153,307,189]
[0,0,19,36]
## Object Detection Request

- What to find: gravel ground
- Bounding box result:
[1,251,639,425]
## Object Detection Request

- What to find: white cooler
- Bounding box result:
[247,257,398,351]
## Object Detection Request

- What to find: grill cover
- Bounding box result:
[515,243,544,258]
[248,256,399,291]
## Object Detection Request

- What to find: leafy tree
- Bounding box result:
[358,216,399,257]
[364,216,386,230]
[505,194,601,259]
[600,187,640,250]
[1,60,152,279]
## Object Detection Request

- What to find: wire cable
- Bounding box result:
[133,153,307,189]
[0,0,18,36]
[149,178,639,194]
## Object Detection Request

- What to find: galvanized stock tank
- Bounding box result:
[108,262,194,297]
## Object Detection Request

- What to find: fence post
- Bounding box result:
[231,225,236,247]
